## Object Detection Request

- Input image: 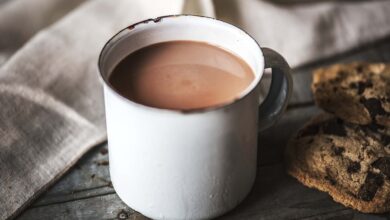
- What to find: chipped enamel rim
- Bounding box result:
[98,14,264,114]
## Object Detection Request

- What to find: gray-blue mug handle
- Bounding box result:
[258,48,293,131]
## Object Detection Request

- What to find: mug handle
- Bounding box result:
[258,47,293,132]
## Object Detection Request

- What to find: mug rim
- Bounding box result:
[98,14,264,114]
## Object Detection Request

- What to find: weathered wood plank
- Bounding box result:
[217,164,390,220]
[300,210,388,220]
[258,105,321,166]
[19,163,390,220]
[18,193,140,220]
[32,143,112,207]
[379,42,390,61]
[33,185,114,208]
[218,164,347,220]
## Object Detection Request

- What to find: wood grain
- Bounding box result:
[32,143,112,207]
[18,193,137,220]
[19,161,390,220]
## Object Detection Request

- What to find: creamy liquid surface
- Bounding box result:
[109,41,255,110]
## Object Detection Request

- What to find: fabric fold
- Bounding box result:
[214,0,390,67]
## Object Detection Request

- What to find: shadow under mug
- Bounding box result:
[98,15,293,220]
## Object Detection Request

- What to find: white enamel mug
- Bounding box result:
[98,15,292,220]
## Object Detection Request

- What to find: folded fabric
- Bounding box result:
[214,0,390,67]
[0,0,88,66]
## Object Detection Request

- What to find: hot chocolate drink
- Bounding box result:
[109,41,254,110]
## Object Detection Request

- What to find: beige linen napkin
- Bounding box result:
[0,0,183,219]
[0,0,88,65]
[1,0,390,219]
[214,0,390,67]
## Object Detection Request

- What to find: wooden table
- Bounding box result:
[16,38,390,220]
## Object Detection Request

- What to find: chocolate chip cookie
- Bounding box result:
[312,63,390,127]
[285,113,390,213]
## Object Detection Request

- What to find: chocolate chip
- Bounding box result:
[380,97,390,103]
[306,138,314,144]
[325,168,337,185]
[381,135,390,146]
[372,157,390,178]
[333,146,345,156]
[366,150,375,157]
[365,80,373,86]
[363,123,385,132]
[329,76,343,83]
[357,81,373,95]
[325,175,337,185]
[349,81,373,95]
[360,97,387,120]
[333,78,341,83]
[325,138,334,144]
[356,65,364,73]
[357,172,384,201]
[349,82,358,89]
[298,124,320,137]
[322,118,347,136]
[347,161,361,173]
[338,71,348,76]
